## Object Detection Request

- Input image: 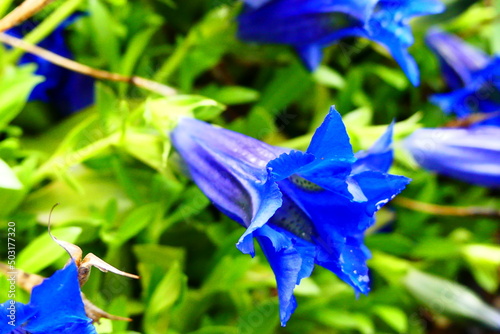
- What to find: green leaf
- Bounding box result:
[255,61,312,114]
[188,327,238,334]
[462,244,500,293]
[123,130,166,172]
[201,85,260,105]
[17,227,82,273]
[88,0,122,70]
[178,6,237,90]
[294,277,321,296]
[373,305,408,333]
[411,238,461,260]
[23,168,129,224]
[101,203,160,246]
[371,65,409,91]
[148,266,184,312]
[365,233,413,257]
[108,295,131,333]
[202,255,252,293]
[119,25,161,93]
[237,300,279,334]
[0,159,22,190]
[404,269,500,329]
[312,65,345,89]
[145,95,224,131]
[492,0,500,53]
[314,310,375,334]
[0,65,42,130]
[369,251,411,286]
[145,262,186,334]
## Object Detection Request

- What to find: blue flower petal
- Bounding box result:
[24,262,95,334]
[426,29,490,89]
[367,29,421,86]
[429,56,500,126]
[267,151,315,181]
[238,0,444,84]
[427,30,500,125]
[241,0,272,8]
[296,44,324,72]
[0,262,96,334]
[4,14,94,115]
[350,171,411,217]
[306,106,354,161]
[405,127,500,187]
[171,118,284,256]
[363,0,445,86]
[171,107,410,325]
[315,235,371,294]
[0,301,35,334]
[256,225,315,325]
[267,107,356,199]
[240,0,377,25]
[353,122,394,174]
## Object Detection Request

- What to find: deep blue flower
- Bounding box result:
[404,126,500,187]
[238,0,444,86]
[427,29,500,126]
[171,107,410,325]
[5,15,94,116]
[0,262,96,334]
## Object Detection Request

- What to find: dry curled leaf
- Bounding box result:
[0,204,141,323]
[48,204,139,287]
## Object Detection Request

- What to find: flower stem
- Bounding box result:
[0,32,177,96]
[8,0,83,62]
[32,133,120,183]
[393,197,500,217]
[0,0,55,32]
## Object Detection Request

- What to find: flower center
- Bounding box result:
[270,192,316,242]
[288,174,323,191]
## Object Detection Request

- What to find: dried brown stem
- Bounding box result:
[0,0,55,33]
[444,111,500,128]
[0,32,177,97]
[393,197,500,217]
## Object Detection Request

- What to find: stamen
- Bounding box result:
[288,174,323,191]
[270,193,316,242]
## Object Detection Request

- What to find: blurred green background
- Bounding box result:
[0,0,499,333]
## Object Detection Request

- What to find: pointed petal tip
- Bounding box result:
[236,234,256,257]
[278,296,297,327]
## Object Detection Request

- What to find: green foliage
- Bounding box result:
[0,1,499,334]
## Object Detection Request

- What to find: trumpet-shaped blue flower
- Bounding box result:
[0,262,96,334]
[5,15,94,116]
[404,126,500,187]
[238,0,444,86]
[427,29,500,126]
[171,107,410,325]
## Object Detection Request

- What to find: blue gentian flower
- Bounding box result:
[0,262,96,334]
[5,15,94,116]
[238,0,444,86]
[171,107,410,325]
[404,126,500,187]
[427,29,500,126]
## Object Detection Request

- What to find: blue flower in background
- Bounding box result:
[427,29,500,126]
[171,107,410,325]
[0,261,96,334]
[404,126,500,187]
[238,0,444,86]
[5,15,94,116]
